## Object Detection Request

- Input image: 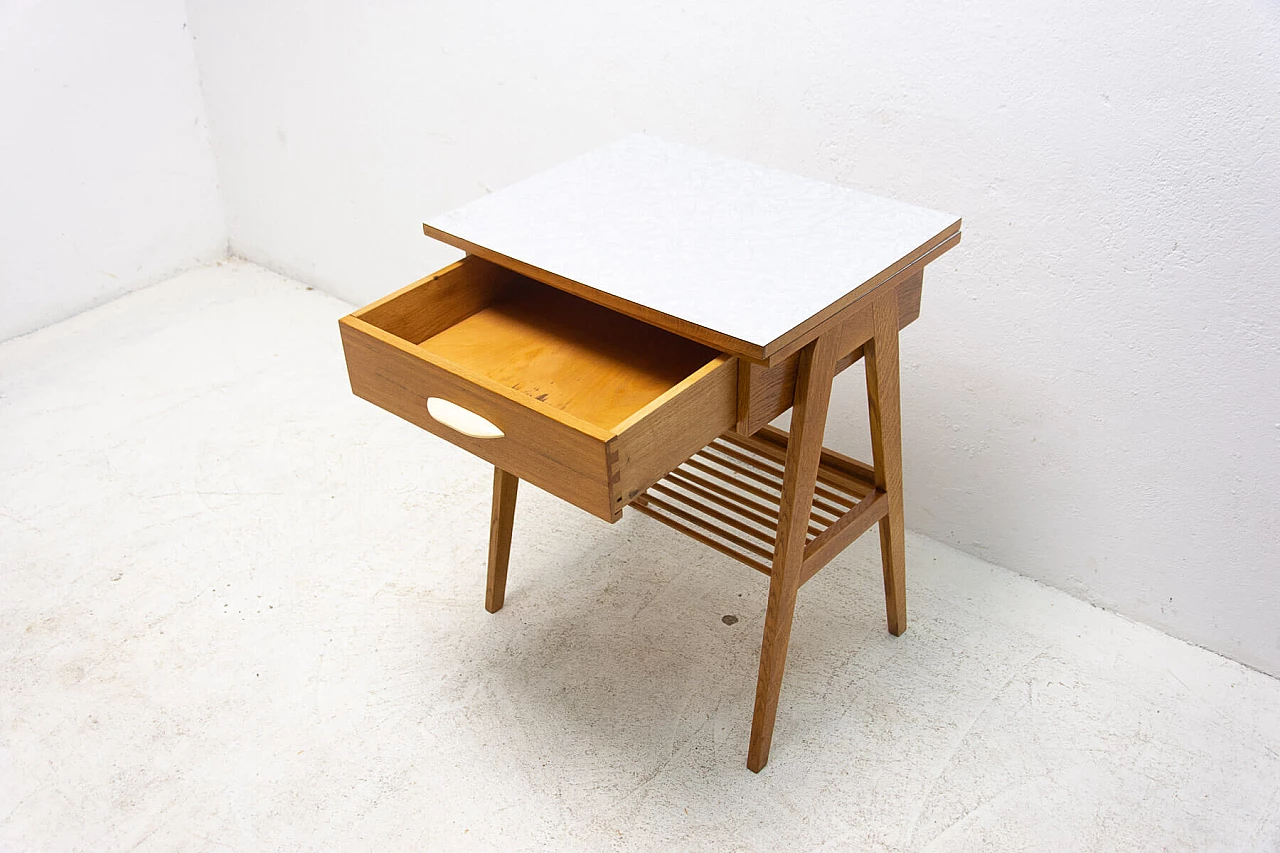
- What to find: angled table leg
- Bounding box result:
[747,333,840,772]
[865,290,907,636]
[486,467,519,613]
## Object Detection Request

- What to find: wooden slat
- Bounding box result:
[682,456,846,531]
[663,470,825,539]
[714,435,784,472]
[648,483,776,546]
[668,468,782,524]
[742,426,877,496]
[724,428,786,461]
[637,425,887,589]
[800,489,889,585]
[698,447,849,521]
[684,457,789,509]
[710,440,855,509]
[754,424,877,484]
[632,499,772,576]
[639,495,774,560]
[656,475,778,531]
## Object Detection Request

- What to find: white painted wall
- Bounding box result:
[0,0,224,343]
[186,1,1280,676]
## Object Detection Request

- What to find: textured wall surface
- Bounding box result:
[0,0,224,342]
[186,1,1280,674]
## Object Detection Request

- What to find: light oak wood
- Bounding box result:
[865,291,908,636]
[683,457,785,510]
[349,258,614,439]
[635,409,900,583]
[609,355,737,510]
[340,257,735,522]
[486,468,519,613]
[708,441,853,511]
[665,469,792,530]
[358,256,522,344]
[636,493,774,561]
[422,282,720,432]
[748,333,839,772]
[657,474,782,533]
[345,267,918,768]
[701,440,849,514]
[726,426,877,498]
[340,315,614,516]
[801,489,888,585]
[669,464,826,539]
[632,497,773,576]
[701,446,850,519]
[345,256,916,768]
[647,482,776,546]
[632,425,876,573]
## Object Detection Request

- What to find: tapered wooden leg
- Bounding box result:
[486,467,519,613]
[747,334,840,773]
[865,291,907,636]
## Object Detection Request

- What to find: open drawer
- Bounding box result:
[339,256,738,522]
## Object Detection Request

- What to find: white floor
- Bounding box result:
[2,260,1279,852]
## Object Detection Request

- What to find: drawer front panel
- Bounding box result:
[341,318,615,520]
[611,356,738,506]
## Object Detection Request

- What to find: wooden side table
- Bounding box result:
[340,136,960,771]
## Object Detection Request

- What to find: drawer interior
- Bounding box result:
[357,257,723,433]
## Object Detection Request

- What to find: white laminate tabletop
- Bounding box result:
[424,135,959,355]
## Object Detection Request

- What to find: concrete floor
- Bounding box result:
[2,260,1279,852]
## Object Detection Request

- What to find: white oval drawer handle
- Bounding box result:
[426,397,504,439]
